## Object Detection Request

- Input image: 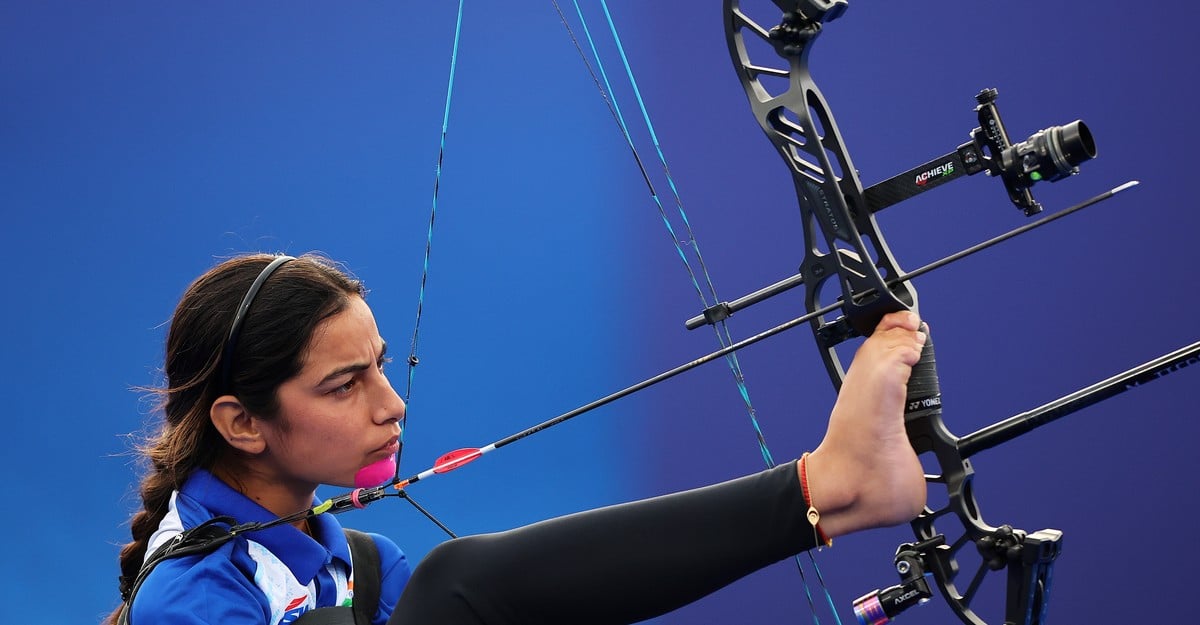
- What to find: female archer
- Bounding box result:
[108,252,927,625]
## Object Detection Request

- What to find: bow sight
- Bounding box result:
[864,88,1096,217]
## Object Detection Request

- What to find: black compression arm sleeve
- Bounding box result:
[388,461,817,625]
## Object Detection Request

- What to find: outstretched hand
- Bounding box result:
[802,310,928,538]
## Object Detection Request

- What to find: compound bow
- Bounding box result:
[699,2,1199,624]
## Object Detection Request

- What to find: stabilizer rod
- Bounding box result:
[959,338,1200,458]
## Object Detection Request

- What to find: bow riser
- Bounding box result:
[726,1,918,387]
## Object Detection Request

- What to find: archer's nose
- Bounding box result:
[374,378,406,426]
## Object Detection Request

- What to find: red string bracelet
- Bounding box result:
[799,452,832,548]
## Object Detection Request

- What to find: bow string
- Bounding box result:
[553,1,845,621]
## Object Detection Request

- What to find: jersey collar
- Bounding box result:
[176,469,353,583]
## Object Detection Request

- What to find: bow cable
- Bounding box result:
[554,0,776,479]
[554,2,839,622]
[405,0,466,460]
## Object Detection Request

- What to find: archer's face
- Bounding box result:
[256,295,405,490]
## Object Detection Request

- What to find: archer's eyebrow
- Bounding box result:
[317,340,388,386]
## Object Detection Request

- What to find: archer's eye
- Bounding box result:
[378,355,393,372]
[331,379,357,396]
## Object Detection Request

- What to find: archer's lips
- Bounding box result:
[373,437,400,455]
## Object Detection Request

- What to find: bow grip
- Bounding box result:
[905,323,941,418]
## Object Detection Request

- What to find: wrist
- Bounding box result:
[798,452,832,546]
[797,447,857,539]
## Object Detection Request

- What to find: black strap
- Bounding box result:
[117,516,238,625]
[289,529,383,625]
[344,529,382,625]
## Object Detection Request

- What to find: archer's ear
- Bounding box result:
[210,395,267,455]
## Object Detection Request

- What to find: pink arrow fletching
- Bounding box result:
[433,448,482,473]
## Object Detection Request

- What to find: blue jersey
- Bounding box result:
[131,470,412,625]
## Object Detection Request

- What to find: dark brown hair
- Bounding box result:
[106,253,364,624]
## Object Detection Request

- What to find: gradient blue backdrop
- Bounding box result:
[2,3,1196,624]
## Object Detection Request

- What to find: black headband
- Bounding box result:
[218,255,295,394]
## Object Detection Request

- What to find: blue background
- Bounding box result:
[2,2,1197,624]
